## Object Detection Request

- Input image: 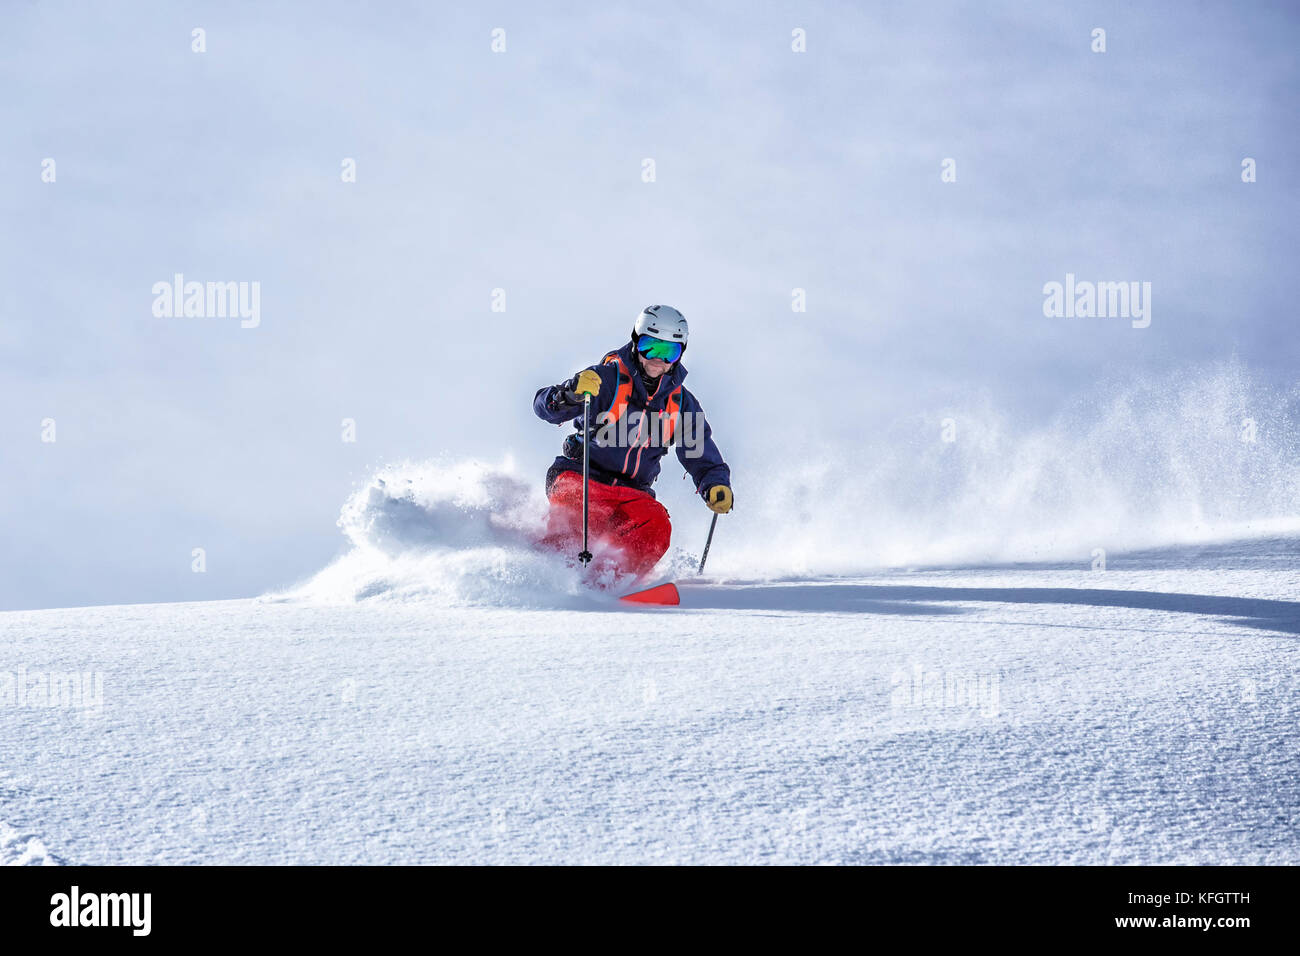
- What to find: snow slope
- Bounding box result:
[2,535,1297,864]
[5,365,1299,864]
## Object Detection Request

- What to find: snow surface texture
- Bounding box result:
[2,538,1297,864]
[0,822,58,866]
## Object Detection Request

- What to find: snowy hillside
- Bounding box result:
[3,533,1296,865]
[6,373,1299,865]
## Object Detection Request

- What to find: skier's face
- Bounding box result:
[637,352,671,378]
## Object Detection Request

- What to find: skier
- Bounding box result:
[533,305,733,579]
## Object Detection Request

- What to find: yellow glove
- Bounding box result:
[574,369,601,399]
[705,485,733,514]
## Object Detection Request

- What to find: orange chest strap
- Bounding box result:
[602,352,635,426]
[661,385,682,444]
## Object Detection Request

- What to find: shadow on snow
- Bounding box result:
[678,583,1300,635]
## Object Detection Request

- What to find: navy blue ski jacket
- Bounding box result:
[534,341,731,500]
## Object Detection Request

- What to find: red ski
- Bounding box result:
[619,582,680,606]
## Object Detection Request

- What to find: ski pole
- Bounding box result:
[578,393,593,565]
[697,512,718,574]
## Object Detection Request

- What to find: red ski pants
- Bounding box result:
[541,471,672,578]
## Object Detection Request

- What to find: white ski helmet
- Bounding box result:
[632,304,689,347]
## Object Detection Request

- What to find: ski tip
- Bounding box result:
[618,582,680,606]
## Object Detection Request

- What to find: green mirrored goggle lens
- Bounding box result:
[636,336,683,363]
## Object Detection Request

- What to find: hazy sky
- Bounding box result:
[2,1,1297,609]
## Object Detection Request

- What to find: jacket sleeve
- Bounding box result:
[533,364,615,425]
[675,388,731,496]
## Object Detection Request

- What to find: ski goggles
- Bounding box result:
[636,335,684,363]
